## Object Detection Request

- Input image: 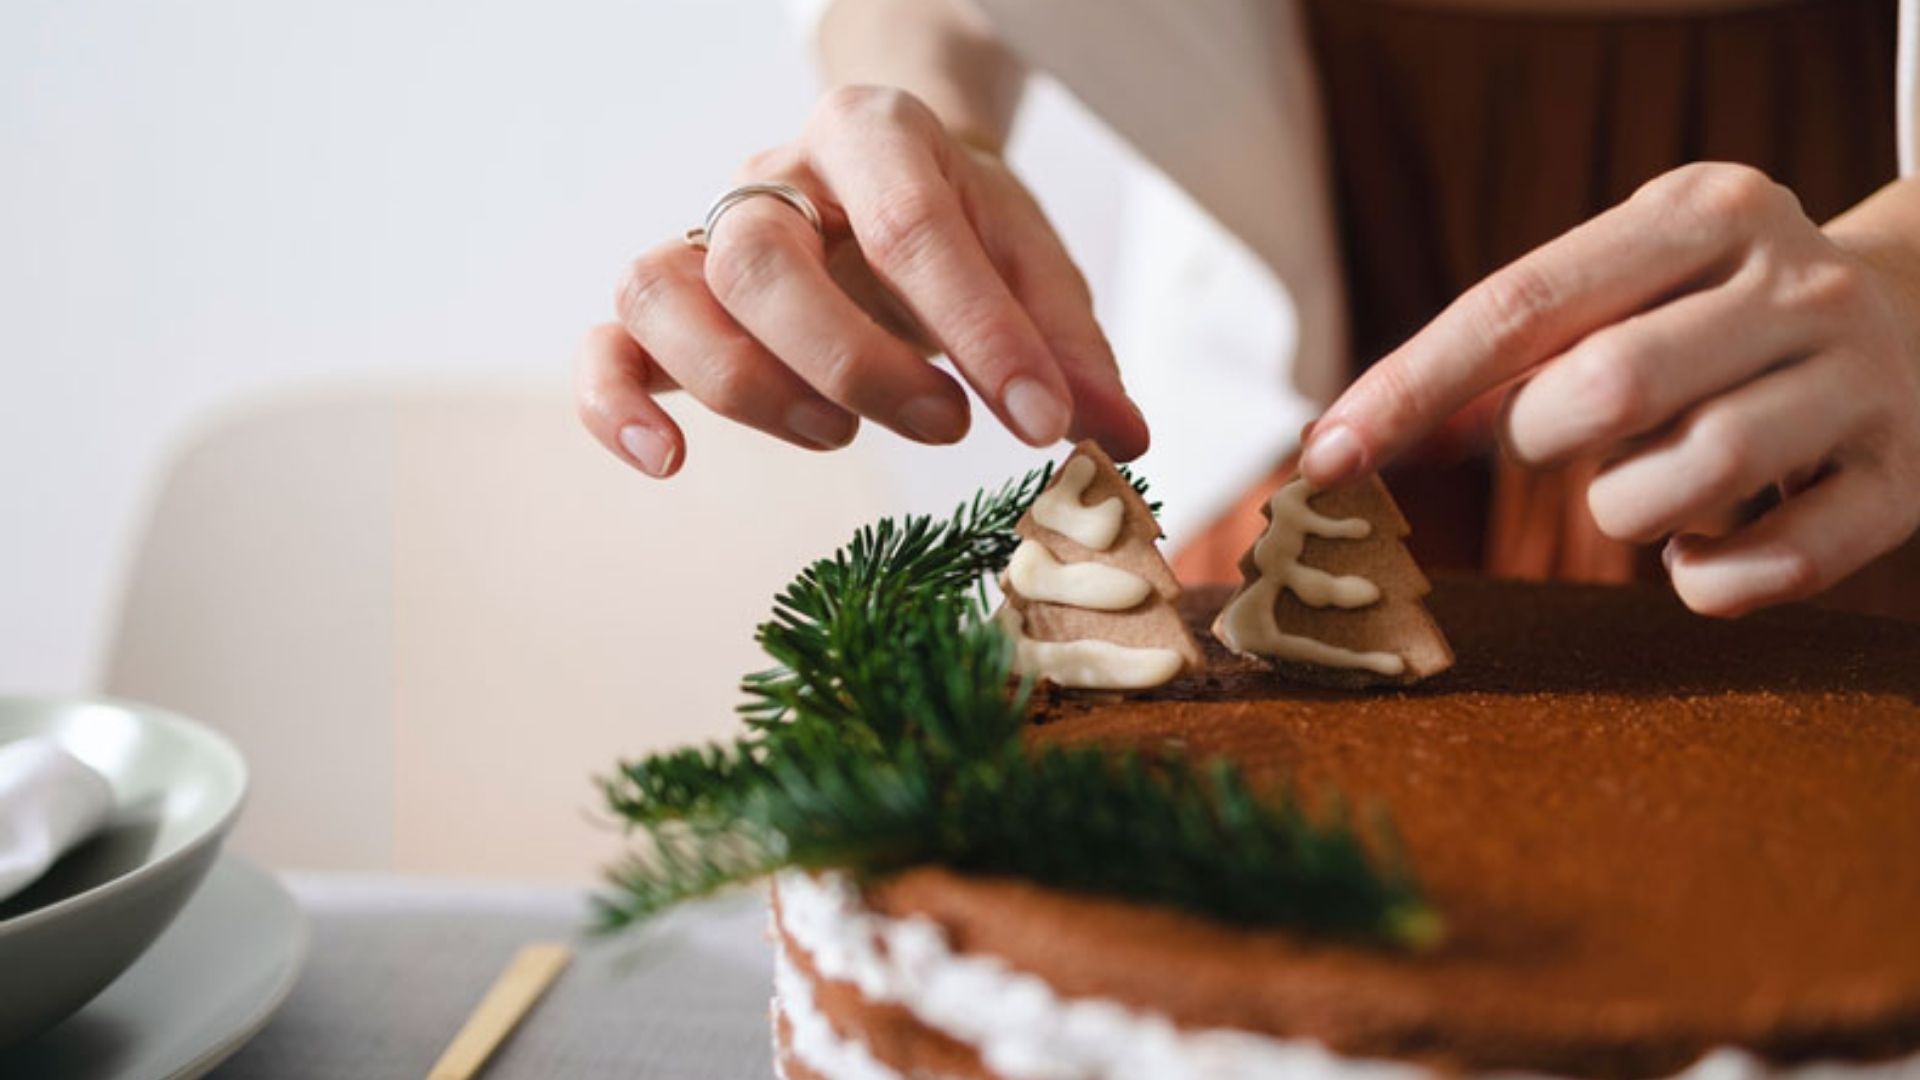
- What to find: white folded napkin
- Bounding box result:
[0,738,113,905]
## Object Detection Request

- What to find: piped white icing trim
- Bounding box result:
[774,870,1920,1080]
[1032,457,1126,550]
[1215,478,1405,676]
[1006,453,1182,689]
[773,942,902,1080]
[1006,539,1154,611]
[996,606,1183,691]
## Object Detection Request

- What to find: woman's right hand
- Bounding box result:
[576,85,1149,478]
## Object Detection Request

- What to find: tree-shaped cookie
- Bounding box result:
[995,441,1203,690]
[1212,474,1453,687]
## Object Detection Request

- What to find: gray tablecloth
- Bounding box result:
[214,875,775,1079]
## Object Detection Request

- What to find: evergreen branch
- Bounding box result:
[592,824,780,930]
[595,738,937,931]
[598,735,1434,943]
[601,739,768,826]
[738,464,1051,742]
[1115,463,1161,516]
[596,459,1439,947]
[938,747,1433,940]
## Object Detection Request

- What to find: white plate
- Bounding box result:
[0,696,249,1047]
[0,855,308,1079]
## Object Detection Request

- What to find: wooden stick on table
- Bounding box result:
[426,942,574,1080]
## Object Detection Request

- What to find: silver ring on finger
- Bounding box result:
[683,182,824,251]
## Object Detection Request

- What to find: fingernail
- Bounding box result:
[1003,376,1069,445]
[786,401,855,449]
[1661,537,1680,574]
[1300,423,1364,485]
[619,423,677,476]
[1123,396,1152,450]
[898,394,967,443]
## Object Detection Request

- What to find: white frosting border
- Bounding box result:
[772,870,1920,1080]
[773,942,899,1080]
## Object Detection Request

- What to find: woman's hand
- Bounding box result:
[575,85,1147,478]
[1300,162,1920,617]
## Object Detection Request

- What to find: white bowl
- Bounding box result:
[0,696,247,1048]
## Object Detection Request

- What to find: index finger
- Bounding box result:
[1300,164,1788,488]
[807,88,1073,447]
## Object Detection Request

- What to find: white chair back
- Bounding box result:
[102,382,891,880]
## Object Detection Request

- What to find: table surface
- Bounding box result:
[211,874,775,1080]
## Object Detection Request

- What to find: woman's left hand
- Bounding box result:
[1300,162,1920,617]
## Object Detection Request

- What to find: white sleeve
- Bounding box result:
[1900,0,1918,176]
[1114,161,1318,548]
[784,0,834,49]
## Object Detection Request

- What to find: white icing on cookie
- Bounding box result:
[1032,457,1125,551]
[1214,479,1406,677]
[996,606,1183,691]
[1005,539,1153,612]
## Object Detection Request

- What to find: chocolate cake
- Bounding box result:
[770,578,1920,1080]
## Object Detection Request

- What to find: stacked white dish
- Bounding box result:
[0,695,297,1072]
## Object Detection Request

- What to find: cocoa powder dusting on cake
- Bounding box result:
[853,580,1920,1078]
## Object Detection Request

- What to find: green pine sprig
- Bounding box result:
[738,465,1052,753]
[595,461,1438,947]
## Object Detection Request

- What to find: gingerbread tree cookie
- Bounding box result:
[1212,474,1453,687]
[994,441,1202,690]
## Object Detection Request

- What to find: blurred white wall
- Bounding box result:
[0,0,1137,693]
